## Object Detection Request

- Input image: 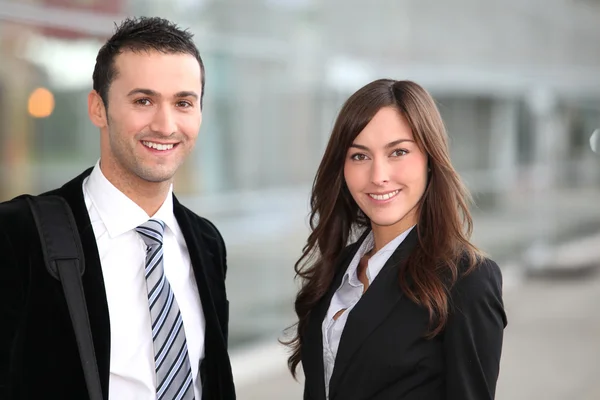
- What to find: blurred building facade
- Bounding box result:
[1,0,599,348]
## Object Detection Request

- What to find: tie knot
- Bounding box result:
[135,219,165,247]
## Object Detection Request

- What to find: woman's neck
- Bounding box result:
[370,210,417,254]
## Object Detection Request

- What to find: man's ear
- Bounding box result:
[88,90,107,128]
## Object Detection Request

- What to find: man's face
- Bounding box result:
[93,50,203,186]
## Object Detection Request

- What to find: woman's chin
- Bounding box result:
[367,209,416,230]
[370,215,407,228]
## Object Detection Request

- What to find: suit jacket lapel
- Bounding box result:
[328,228,418,399]
[50,169,230,399]
[172,198,229,383]
[302,259,345,400]
[55,167,112,397]
[173,197,220,335]
[302,230,370,400]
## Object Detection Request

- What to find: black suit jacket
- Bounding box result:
[0,168,236,400]
[301,229,507,400]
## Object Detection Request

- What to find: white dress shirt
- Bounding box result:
[82,161,205,400]
[322,226,414,398]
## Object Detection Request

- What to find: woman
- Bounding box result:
[285,79,507,400]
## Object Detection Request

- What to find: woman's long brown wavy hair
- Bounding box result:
[284,79,483,378]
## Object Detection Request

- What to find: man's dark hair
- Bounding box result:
[92,16,205,109]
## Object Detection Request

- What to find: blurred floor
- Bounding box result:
[496,265,600,400]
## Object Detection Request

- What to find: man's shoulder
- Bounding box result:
[174,200,223,242]
[0,189,62,218]
[174,201,227,276]
[0,168,91,227]
[0,194,34,222]
[0,195,40,255]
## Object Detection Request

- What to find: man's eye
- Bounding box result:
[177,101,193,108]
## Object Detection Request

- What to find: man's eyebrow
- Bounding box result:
[127,88,159,97]
[175,91,199,100]
[127,89,199,100]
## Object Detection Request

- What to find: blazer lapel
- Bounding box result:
[328,228,418,399]
[302,261,345,400]
[55,168,112,398]
[302,230,370,400]
[173,198,230,397]
[172,198,221,339]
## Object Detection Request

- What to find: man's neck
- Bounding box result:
[125,182,171,217]
[99,162,171,217]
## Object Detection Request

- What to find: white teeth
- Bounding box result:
[142,141,175,151]
[369,190,399,201]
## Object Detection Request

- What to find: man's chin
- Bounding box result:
[134,167,177,184]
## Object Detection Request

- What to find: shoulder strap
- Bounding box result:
[26,195,104,400]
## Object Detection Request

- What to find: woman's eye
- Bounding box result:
[392,149,408,157]
[351,153,368,161]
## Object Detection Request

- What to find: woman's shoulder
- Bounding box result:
[457,253,502,284]
[451,253,504,305]
[448,253,508,328]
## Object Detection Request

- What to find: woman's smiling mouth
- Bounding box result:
[368,189,400,201]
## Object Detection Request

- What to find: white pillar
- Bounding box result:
[488,98,519,204]
[527,88,568,188]
[525,88,568,245]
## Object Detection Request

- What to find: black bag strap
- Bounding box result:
[26,195,103,400]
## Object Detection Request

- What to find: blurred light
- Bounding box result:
[28,87,55,118]
[591,129,600,154]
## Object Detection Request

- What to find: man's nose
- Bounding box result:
[149,105,177,136]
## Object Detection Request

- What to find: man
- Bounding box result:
[0,17,235,400]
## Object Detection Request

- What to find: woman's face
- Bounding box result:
[344,106,429,234]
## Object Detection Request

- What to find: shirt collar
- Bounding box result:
[344,225,416,285]
[366,225,415,279]
[84,160,177,238]
[342,231,375,286]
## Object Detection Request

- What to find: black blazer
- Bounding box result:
[0,168,236,400]
[301,229,507,400]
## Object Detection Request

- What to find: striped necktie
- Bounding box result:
[136,219,195,400]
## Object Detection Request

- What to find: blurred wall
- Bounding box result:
[0,0,599,348]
